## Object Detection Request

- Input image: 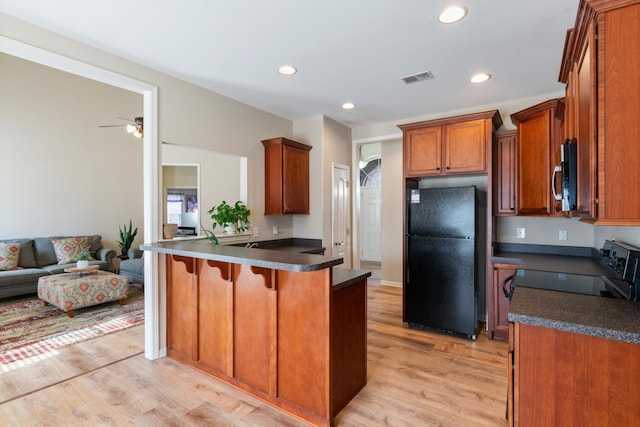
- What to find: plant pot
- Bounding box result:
[76,260,90,269]
[163,223,178,239]
[224,224,238,235]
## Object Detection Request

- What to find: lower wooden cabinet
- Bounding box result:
[165,254,367,425]
[509,323,640,426]
[489,262,518,340]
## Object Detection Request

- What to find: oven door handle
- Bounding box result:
[503,275,515,299]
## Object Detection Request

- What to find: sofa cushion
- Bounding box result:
[0,242,21,271]
[0,267,48,286]
[0,238,37,268]
[51,237,92,264]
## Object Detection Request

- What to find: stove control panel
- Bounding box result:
[599,240,640,284]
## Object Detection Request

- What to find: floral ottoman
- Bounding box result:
[37,270,130,317]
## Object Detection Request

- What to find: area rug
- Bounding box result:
[0,285,144,366]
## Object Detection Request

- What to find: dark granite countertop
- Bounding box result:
[508,287,640,344]
[141,239,342,272]
[333,267,371,291]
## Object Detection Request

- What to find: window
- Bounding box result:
[167,192,184,226]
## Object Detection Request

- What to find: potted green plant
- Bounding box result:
[117,220,138,256]
[76,251,90,269]
[207,200,251,235]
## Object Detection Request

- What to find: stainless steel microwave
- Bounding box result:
[552,138,577,212]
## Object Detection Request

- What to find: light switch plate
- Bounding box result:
[516,227,525,239]
[253,226,259,237]
[559,229,568,240]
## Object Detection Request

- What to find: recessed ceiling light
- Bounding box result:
[278,65,297,75]
[470,73,491,83]
[342,102,356,110]
[438,6,468,24]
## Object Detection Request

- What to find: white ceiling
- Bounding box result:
[0,0,578,128]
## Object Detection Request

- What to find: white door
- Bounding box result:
[332,163,351,268]
[361,186,382,262]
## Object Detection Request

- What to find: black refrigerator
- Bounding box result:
[405,186,481,340]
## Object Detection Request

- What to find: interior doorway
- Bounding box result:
[358,143,382,271]
[163,164,200,236]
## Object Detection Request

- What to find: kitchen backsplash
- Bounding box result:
[496,216,640,249]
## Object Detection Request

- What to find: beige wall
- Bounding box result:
[293,116,352,247]
[0,52,143,250]
[1,13,299,247]
[162,144,244,234]
[380,139,403,285]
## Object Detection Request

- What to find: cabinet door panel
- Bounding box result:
[167,255,198,361]
[198,259,233,375]
[576,24,597,219]
[494,130,517,215]
[445,119,487,173]
[404,126,442,176]
[277,269,331,418]
[491,263,517,340]
[233,264,277,394]
[282,144,310,213]
[517,112,552,215]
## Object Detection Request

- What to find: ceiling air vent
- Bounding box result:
[402,70,435,84]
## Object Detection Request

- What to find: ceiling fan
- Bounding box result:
[99,116,143,138]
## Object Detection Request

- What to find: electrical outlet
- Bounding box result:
[273,225,279,235]
[253,226,259,237]
[559,229,568,241]
[516,227,525,239]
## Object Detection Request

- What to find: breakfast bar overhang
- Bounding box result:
[141,239,369,426]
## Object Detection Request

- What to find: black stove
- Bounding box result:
[599,240,640,300]
[504,240,640,301]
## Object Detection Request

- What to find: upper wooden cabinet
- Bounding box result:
[511,98,564,216]
[398,110,502,178]
[493,130,517,216]
[262,137,311,215]
[559,1,640,225]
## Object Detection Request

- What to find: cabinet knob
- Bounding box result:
[542,207,548,211]
[446,166,450,170]
[436,167,440,170]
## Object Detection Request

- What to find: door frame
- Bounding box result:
[331,162,351,268]
[1,36,162,359]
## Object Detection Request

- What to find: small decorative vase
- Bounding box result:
[224,224,238,235]
[77,260,89,269]
[163,223,178,239]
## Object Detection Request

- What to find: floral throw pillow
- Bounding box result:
[0,242,21,271]
[51,237,92,264]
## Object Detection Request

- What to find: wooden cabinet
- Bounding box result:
[510,323,640,426]
[559,1,640,225]
[399,110,502,178]
[167,256,235,375]
[197,259,234,376]
[489,262,518,340]
[233,264,277,394]
[511,98,564,216]
[493,130,517,216]
[165,254,367,425]
[262,137,311,215]
[166,255,198,361]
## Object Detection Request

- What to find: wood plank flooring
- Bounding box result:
[0,282,508,426]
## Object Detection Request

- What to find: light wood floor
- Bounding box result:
[0,283,508,426]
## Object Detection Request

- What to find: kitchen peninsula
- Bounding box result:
[141,239,369,426]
